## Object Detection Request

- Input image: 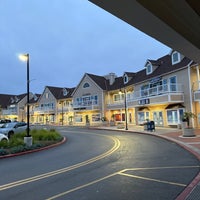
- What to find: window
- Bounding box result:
[124,74,128,84]
[140,84,149,97]
[45,93,49,99]
[138,112,149,124]
[172,51,180,65]
[75,115,83,122]
[83,82,90,88]
[169,76,177,91]
[63,88,68,96]
[92,114,101,122]
[113,93,124,102]
[146,63,152,75]
[167,109,184,125]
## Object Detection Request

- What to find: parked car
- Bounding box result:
[0,119,11,128]
[0,122,27,138]
[0,133,8,142]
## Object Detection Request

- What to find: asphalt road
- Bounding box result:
[0,127,199,200]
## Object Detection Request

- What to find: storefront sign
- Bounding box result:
[138,98,150,105]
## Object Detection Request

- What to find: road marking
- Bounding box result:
[118,172,186,187]
[119,165,200,172]
[0,134,120,191]
[46,165,198,199]
[46,172,118,200]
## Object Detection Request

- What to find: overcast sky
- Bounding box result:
[0,0,171,95]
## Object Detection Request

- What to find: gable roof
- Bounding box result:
[46,86,75,100]
[29,94,41,104]
[124,54,194,87]
[0,94,15,108]
[87,73,125,91]
[0,93,27,108]
[87,73,108,90]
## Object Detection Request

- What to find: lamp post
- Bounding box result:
[59,101,64,125]
[19,53,32,146]
[120,89,128,130]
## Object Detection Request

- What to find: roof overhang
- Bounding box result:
[89,0,200,63]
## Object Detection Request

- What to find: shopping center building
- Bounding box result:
[1,50,200,128]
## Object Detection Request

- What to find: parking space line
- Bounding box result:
[46,172,118,200]
[118,172,186,187]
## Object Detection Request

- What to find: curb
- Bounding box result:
[0,137,67,159]
[91,127,200,200]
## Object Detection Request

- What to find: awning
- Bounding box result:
[165,103,185,109]
[138,106,149,111]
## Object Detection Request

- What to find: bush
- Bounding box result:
[0,128,63,156]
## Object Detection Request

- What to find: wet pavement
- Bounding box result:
[97,125,200,200]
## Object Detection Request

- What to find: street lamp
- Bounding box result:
[59,101,64,125]
[19,53,32,146]
[119,89,128,130]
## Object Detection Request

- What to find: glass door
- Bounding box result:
[153,111,163,126]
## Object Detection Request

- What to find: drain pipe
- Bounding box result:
[188,61,194,128]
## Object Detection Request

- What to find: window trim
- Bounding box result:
[146,63,152,75]
[172,51,180,65]
[83,82,90,88]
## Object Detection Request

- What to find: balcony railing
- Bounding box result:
[57,105,73,112]
[33,107,55,113]
[107,84,183,108]
[73,100,99,110]
[133,83,183,99]
[2,109,17,115]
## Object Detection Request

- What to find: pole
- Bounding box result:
[27,54,30,137]
[62,101,64,125]
[124,89,128,130]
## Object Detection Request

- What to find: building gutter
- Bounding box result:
[187,60,195,127]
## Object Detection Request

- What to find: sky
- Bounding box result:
[0,0,171,95]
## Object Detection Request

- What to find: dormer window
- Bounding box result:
[83,82,90,88]
[146,63,152,75]
[172,51,180,65]
[11,97,14,103]
[124,74,128,84]
[34,95,38,101]
[63,88,68,96]
[15,96,19,102]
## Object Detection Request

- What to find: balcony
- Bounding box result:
[57,105,73,113]
[131,83,184,106]
[2,109,17,115]
[107,84,184,109]
[73,100,99,111]
[33,106,55,114]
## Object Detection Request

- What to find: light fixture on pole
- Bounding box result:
[119,88,128,130]
[19,53,32,146]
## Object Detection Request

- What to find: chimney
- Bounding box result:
[104,73,116,85]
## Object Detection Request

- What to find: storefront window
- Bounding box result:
[92,114,101,122]
[167,108,184,125]
[138,112,149,124]
[75,115,83,122]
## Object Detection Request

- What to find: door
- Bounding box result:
[153,111,163,126]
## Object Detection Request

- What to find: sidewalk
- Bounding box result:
[98,125,200,200]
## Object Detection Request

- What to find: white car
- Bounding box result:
[0,133,8,142]
[0,122,27,138]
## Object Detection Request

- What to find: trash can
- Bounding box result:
[149,121,155,132]
[147,121,151,131]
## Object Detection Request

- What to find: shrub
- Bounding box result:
[0,129,63,156]
[0,148,8,156]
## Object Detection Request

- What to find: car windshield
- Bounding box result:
[1,123,16,128]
